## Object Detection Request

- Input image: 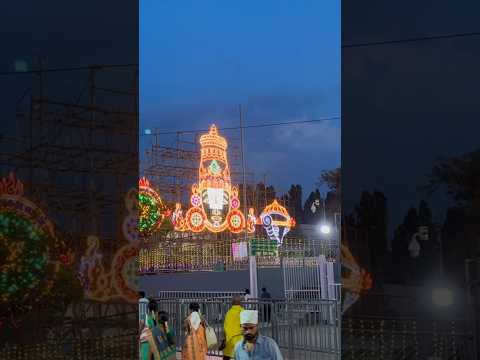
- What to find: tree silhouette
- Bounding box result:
[317,167,341,196]
[426,148,480,209]
[354,190,388,286]
[425,147,480,279]
[418,199,432,226]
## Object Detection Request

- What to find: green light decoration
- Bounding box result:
[0,211,52,303]
[138,177,167,237]
[209,159,221,175]
[250,238,279,257]
[138,193,162,236]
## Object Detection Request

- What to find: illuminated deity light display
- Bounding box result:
[77,187,140,303]
[341,243,373,313]
[169,124,295,240]
[137,125,298,273]
[172,124,256,234]
[0,173,73,307]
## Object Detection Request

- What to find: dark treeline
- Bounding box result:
[238,167,341,228]
[344,147,480,289]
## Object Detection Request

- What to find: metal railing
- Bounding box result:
[0,334,137,360]
[157,290,244,300]
[342,316,474,359]
[154,298,341,360]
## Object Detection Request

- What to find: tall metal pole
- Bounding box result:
[89,68,98,235]
[240,105,258,298]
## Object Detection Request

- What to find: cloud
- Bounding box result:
[273,120,341,152]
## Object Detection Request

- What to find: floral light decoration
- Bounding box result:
[77,185,141,304]
[174,124,254,234]
[341,243,372,313]
[258,199,296,245]
[138,177,169,237]
[0,172,73,305]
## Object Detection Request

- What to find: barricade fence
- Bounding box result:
[157,290,244,300]
[0,333,137,360]
[154,298,341,360]
[342,316,474,359]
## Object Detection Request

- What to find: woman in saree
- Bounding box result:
[140,299,163,360]
[139,319,161,360]
[155,310,176,360]
[182,302,208,360]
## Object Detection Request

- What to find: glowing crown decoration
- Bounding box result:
[173,124,252,233]
[259,199,296,245]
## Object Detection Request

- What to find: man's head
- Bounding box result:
[232,295,242,306]
[148,299,157,313]
[158,310,169,323]
[261,287,266,292]
[240,310,258,342]
[245,288,250,295]
[139,291,146,298]
[189,302,200,313]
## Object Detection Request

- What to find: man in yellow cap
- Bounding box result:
[234,310,283,359]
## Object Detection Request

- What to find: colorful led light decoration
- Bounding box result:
[138,177,168,237]
[258,199,296,245]
[341,243,372,313]
[77,186,142,304]
[0,173,72,304]
[174,124,254,234]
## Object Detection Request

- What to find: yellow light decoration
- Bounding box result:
[258,199,296,245]
[79,238,140,304]
[341,243,372,313]
[341,244,372,293]
[77,187,144,304]
[175,124,250,234]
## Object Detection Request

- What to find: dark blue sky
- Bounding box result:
[140,0,340,197]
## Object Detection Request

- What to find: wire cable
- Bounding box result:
[342,31,480,48]
[140,116,340,136]
[0,63,138,76]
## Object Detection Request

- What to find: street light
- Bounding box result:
[320,224,331,235]
[431,287,454,307]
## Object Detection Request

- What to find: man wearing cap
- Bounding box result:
[234,310,283,359]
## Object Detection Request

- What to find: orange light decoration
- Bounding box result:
[175,124,253,233]
[341,243,372,313]
[77,185,142,304]
[258,199,296,245]
[138,177,169,237]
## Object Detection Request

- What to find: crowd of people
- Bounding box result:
[138,288,282,360]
